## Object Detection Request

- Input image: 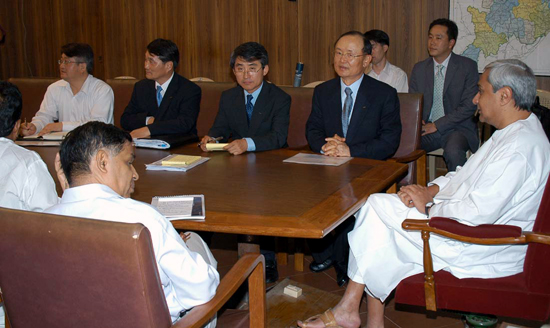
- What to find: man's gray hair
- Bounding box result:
[485,59,536,111]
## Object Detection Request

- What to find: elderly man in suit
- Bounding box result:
[121,38,201,138]
[200,42,291,156]
[305,31,401,287]
[410,18,479,171]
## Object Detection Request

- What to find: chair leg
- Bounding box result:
[417,154,427,186]
[293,238,304,271]
[387,183,397,194]
[421,230,437,311]
[275,237,288,266]
[248,260,267,327]
[428,154,436,182]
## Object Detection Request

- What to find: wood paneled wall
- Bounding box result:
[1,0,549,90]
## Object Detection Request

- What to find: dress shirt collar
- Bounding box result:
[155,72,175,94]
[243,82,264,106]
[433,53,452,73]
[60,183,124,203]
[369,60,392,79]
[340,74,364,103]
[62,74,94,96]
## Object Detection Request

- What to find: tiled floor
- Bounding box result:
[209,234,481,328]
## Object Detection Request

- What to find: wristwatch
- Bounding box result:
[425,201,435,216]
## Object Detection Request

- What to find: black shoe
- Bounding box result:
[265,259,279,284]
[309,258,334,273]
[334,263,349,287]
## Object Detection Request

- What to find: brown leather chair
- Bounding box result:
[396,177,550,322]
[0,207,266,328]
[7,77,58,124]
[387,93,426,192]
[279,86,314,150]
[194,82,235,137]
[106,78,139,128]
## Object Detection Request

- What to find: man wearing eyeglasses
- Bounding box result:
[305,31,401,287]
[121,38,201,139]
[200,42,291,156]
[19,43,114,137]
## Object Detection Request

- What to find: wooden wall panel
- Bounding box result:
[1,0,549,90]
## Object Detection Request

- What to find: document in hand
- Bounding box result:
[146,154,209,172]
[283,153,353,166]
[206,143,229,151]
[151,194,205,220]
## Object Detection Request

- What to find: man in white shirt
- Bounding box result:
[0,81,59,327]
[364,29,408,93]
[19,43,114,137]
[46,121,219,326]
[298,60,550,328]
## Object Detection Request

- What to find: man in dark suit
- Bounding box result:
[121,39,201,139]
[200,42,290,156]
[410,18,479,171]
[306,31,401,286]
[200,42,290,283]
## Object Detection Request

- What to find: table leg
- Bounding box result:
[238,234,260,257]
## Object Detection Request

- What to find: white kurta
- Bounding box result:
[0,137,58,211]
[367,61,409,93]
[45,184,220,323]
[31,75,114,133]
[0,137,59,328]
[348,114,550,301]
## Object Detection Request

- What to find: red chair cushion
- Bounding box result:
[429,217,522,238]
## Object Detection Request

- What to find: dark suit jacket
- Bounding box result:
[120,73,201,136]
[306,75,401,160]
[410,52,479,151]
[207,82,291,151]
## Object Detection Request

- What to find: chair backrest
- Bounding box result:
[279,86,315,149]
[106,79,139,128]
[393,93,423,185]
[195,81,235,137]
[0,207,171,328]
[8,77,59,124]
[524,176,550,293]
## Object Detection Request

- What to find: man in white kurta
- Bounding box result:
[19,43,114,137]
[298,60,550,328]
[45,121,219,326]
[0,81,59,328]
[46,184,219,324]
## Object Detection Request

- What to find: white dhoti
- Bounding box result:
[347,193,527,302]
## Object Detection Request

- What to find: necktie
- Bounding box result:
[342,87,353,138]
[246,94,254,124]
[431,64,445,121]
[156,86,163,107]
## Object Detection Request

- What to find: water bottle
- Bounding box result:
[293,62,304,87]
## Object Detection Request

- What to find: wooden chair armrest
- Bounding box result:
[389,150,426,164]
[174,253,266,328]
[402,217,550,245]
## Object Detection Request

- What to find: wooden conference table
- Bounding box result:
[28,144,407,259]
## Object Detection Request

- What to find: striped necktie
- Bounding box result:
[342,87,353,138]
[246,94,254,125]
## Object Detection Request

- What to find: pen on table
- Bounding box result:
[198,136,223,147]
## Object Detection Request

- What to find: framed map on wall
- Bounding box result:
[450,0,550,75]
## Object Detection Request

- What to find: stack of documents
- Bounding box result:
[146,154,209,172]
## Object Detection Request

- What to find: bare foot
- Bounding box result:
[297,306,361,328]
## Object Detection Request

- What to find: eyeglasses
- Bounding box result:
[334,51,366,61]
[234,66,262,74]
[58,59,83,65]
